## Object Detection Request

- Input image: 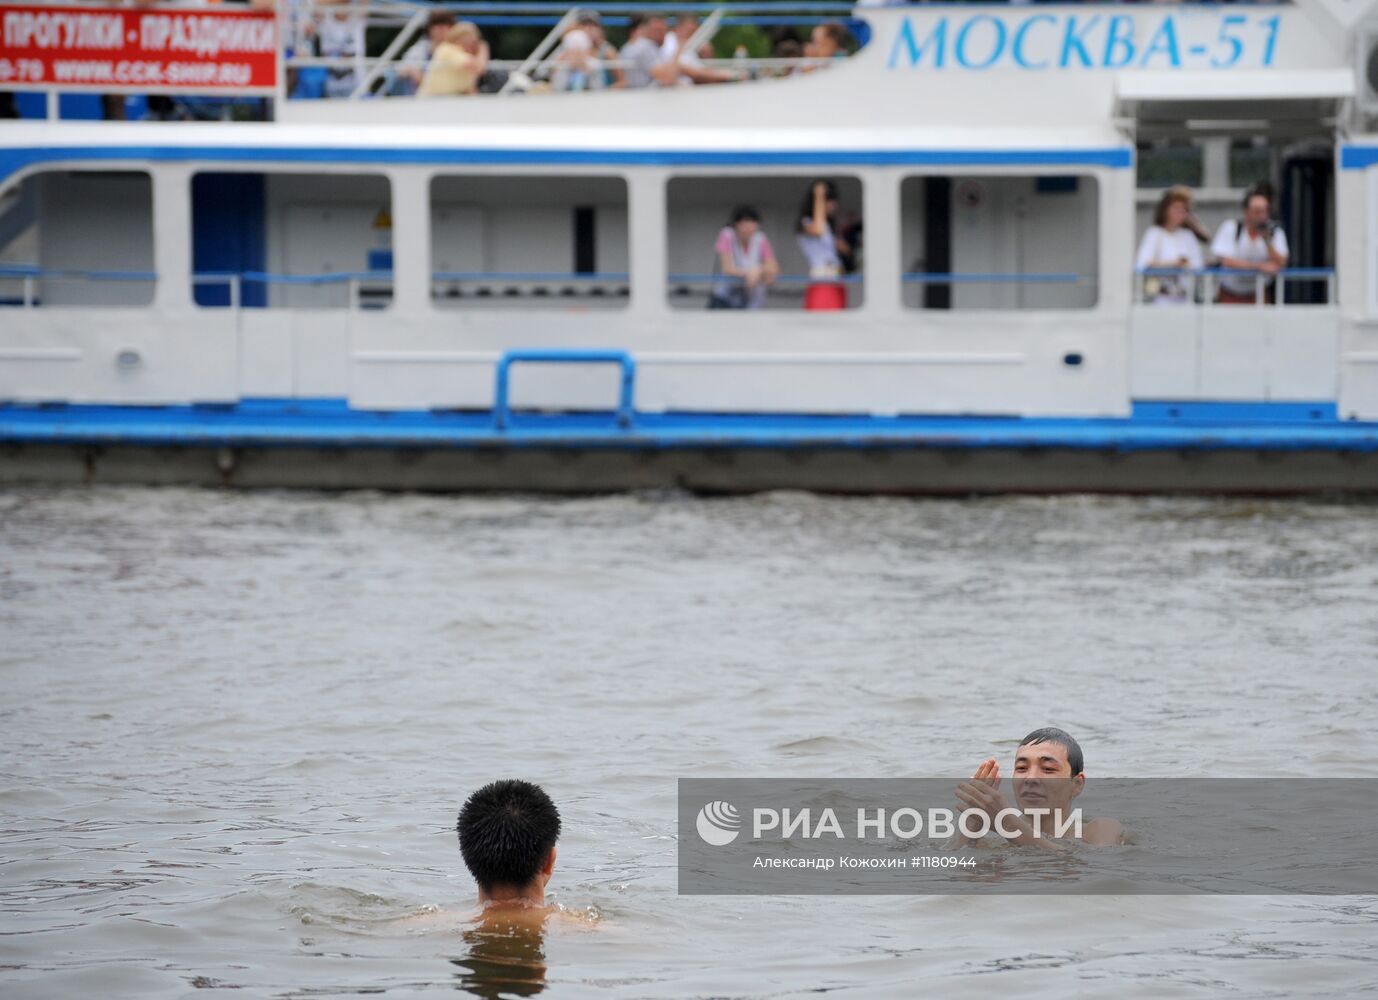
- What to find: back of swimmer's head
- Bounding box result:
[457,779,561,892]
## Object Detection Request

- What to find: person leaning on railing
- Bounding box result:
[1209,182,1289,305]
[800,20,850,71]
[552,10,621,91]
[619,12,672,88]
[397,9,457,94]
[419,22,490,97]
[661,12,737,86]
[1135,185,1206,305]
[710,205,779,309]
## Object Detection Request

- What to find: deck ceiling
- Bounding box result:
[1116,70,1353,139]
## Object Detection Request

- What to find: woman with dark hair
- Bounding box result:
[710,205,778,309]
[797,180,850,310]
[1135,184,1204,304]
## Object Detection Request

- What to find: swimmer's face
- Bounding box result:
[1011,741,1083,814]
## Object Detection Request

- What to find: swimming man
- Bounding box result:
[457,778,562,924]
[954,727,1123,848]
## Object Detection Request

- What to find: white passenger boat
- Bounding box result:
[2,0,1377,491]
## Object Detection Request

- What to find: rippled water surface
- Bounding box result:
[2,487,1377,997]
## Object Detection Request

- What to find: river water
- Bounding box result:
[2,487,1376,997]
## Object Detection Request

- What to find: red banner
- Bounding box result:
[0,3,277,94]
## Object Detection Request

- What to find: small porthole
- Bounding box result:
[1062,352,1084,368]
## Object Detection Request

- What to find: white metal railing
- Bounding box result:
[1135,267,1336,306]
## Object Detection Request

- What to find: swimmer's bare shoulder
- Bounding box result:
[1082,817,1124,846]
[395,904,605,932]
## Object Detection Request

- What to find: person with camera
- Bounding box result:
[1210,183,1289,305]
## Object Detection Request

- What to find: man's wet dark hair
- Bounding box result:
[1018,727,1084,776]
[456,780,561,891]
[731,205,761,224]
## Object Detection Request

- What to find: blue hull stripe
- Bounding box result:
[1,399,1374,453]
[0,145,1132,184]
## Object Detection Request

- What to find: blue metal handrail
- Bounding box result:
[671,272,863,285]
[238,270,393,285]
[493,349,637,431]
[433,271,629,282]
[441,15,847,26]
[902,272,1087,285]
[0,264,156,282]
[0,266,397,285]
[422,2,856,12]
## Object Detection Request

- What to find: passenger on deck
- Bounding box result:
[418,22,490,98]
[397,10,455,94]
[552,10,619,91]
[801,21,850,70]
[711,206,779,309]
[797,180,851,310]
[458,779,561,919]
[1135,185,1205,305]
[619,13,674,88]
[1211,182,1289,304]
[772,38,803,77]
[314,0,366,99]
[660,12,737,86]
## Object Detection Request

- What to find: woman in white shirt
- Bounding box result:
[1135,185,1206,305]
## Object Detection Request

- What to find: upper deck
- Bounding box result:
[270,2,1359,134]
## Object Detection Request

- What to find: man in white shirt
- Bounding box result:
[1210,183,1289,304]
[658,12,736,86]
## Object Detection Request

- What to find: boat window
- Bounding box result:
[0,171,154,308]
[1137,142,1203,189]
[429,175,628,310]
[1229,141,1272,190]
[900,175,1099,311]
[666,175,864,312]
[191,171,393,310]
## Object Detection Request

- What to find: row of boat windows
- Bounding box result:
[0,169,1101,311]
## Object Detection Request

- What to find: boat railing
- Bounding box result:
[901,272,1089,285]
[1134,267,1336,306]
[672,272,864,286]
[2,266,1337,311]
[0,264,158,308]
[0,266,396,309]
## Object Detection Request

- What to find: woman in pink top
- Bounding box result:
[710,205,779,309]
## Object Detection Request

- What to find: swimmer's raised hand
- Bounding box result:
[973,758,999,787]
